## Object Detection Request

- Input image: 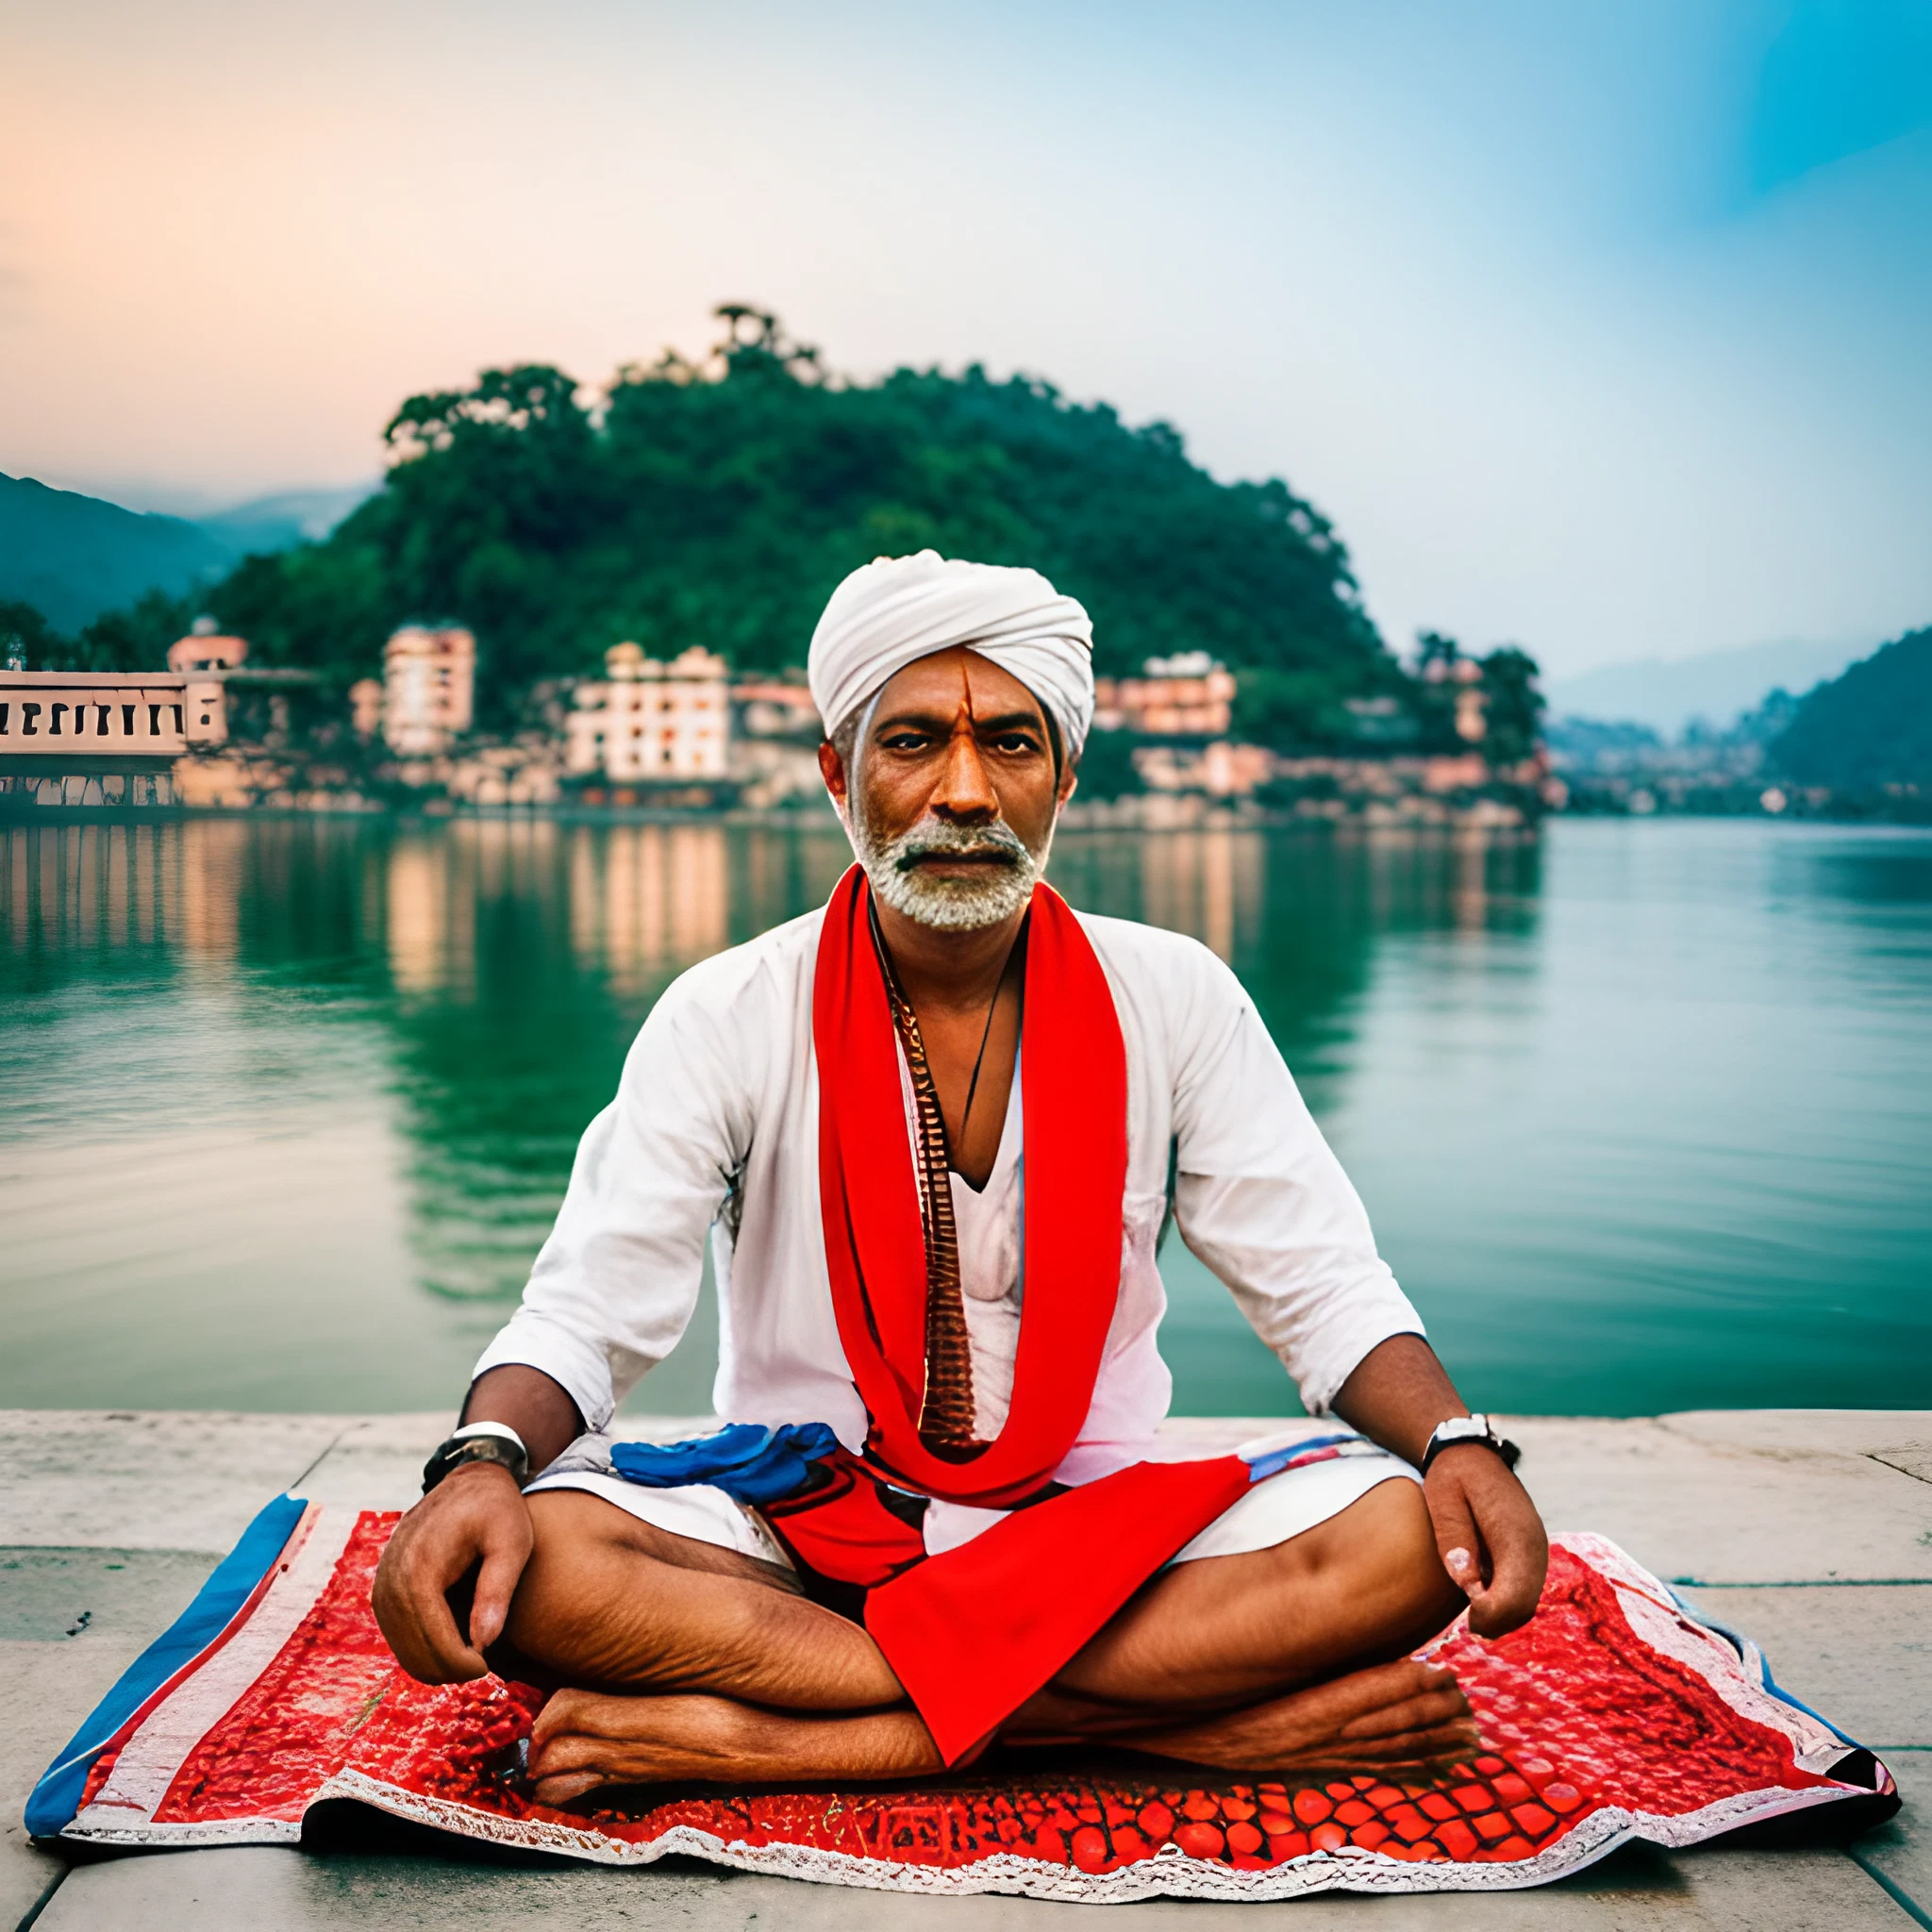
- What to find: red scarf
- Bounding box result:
[812,864,1127,1508]
[804,864,1263,1763]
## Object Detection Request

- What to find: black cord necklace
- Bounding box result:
[958,965,1005,1146]
[870,900,1024,1159]
[959,925,1026,1146]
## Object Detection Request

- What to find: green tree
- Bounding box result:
[1,589,198,674]
[1232,667,1375,751]
[177,307,1395,726]
[1071,728,1143,799]
[1410,630,1465,752]
[1478,645,1545,764]
[0,598,67,669]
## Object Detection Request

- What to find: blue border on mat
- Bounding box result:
[25,1492,308,1838]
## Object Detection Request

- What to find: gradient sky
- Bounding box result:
[3,0,1928,675]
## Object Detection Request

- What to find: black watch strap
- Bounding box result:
[423,1431,530,1494]
[1420,1413,1521,1475]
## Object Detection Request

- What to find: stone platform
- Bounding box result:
[3,1408,1926,1930]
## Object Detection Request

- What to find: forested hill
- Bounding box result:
[195,311,1395,722]
[1772,625,1932,801]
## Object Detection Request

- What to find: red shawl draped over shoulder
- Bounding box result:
[807,866,1257,1762]
[812,864,1129,1507]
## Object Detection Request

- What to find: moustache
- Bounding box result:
[890,822,1029,871]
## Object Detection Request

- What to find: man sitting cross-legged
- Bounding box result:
[374,553,1549,1807]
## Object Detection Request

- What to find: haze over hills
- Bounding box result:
[0,472,374,633]
[1546,636,1870,738]
[197,483,377,554]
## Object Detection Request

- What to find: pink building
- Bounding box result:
[1091,652,1236,737]
[382,625,475,755]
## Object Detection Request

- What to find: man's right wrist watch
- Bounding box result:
[423,1422,531,1494]
[1420,1413,1521,1475]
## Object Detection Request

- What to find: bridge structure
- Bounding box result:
[0,669,228,807]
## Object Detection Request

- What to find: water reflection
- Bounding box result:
[8,819,235,977]
[9,816,1923,1417]
[2,817,1544,1411]
[1781,835,1932,912]
[8,816,1537,1002]
[1053,828,1539,1099]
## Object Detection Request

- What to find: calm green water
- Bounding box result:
[3,816,1927,1418]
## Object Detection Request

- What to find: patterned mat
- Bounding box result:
[28,1502,1897,1901]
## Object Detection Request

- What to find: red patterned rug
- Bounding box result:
[29,1503,1897,1901]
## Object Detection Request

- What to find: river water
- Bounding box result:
[3,816,1927,1419]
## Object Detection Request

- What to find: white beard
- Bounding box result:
[852,810,1045,932]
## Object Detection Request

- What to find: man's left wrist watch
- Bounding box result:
[1421,1412,1521,1476]
[423,1422,531,1494]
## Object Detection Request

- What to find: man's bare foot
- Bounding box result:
[527,1687,948,1806]
[1011,1658,1478,1775]
[526,1662,1470,1804]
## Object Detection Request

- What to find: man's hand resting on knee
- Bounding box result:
[373,1460,533,1682]
[374,1364,583,1682]
[1422,1442,1548,1639]
[1334,1333,1550,1641]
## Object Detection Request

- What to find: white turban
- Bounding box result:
[808,552,1096,759]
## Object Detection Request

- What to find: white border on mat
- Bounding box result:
[300,1768,1864,1903]
[70,1504,353,1831]
[1557,1531,1857,1776]
[58,1818,305,1848]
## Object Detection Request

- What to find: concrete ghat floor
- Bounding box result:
[2,1409,1927,1931]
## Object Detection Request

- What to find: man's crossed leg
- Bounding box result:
[494,1477,1474,1807]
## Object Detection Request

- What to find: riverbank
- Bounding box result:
[0,789,1541,831]
[4,1407,1925,1929]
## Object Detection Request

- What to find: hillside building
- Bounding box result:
[383,625,475,755]
[725,675,824,808]
[0,665,229,805]
[1092,653,1236,737]
[1421,652,1488,744]
[1455,668,1488,744]
[567,644,730,782]
[349,679,384,739]
[167,620,248,674]
[732,677,820,741]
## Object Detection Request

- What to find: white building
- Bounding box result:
[383,625,475,755]
[0,670,228,759]
[568,644,730,782]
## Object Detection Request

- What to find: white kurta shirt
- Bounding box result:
[476,904,1424,1481]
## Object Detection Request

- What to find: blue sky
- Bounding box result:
[1,0,1927,675]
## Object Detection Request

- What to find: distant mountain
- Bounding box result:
[0,472,376,634]
[0,473,235,632]
[1546,636,1867,737]
[1772,627,1932,802]
[200,483,377,552]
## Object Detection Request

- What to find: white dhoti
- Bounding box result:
[527,1422,1420,1579]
